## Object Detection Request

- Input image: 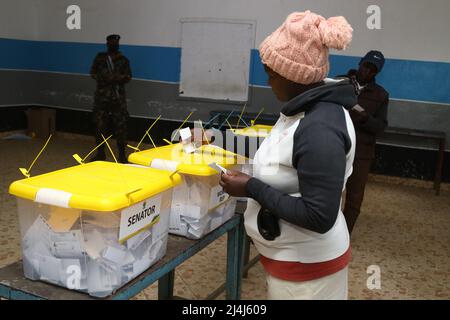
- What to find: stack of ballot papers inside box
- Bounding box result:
[169,197,237,239]
[22,214,167,297]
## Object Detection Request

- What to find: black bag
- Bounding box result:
[257,207,280,241]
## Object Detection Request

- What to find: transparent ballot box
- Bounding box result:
[128,144,243,239]
[9,161,181,297]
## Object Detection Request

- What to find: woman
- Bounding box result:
[219,11,357,299]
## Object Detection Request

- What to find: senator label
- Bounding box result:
[209,185,229,210]
[119,195,162,243]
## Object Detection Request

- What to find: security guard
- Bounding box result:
[90,34,132,163]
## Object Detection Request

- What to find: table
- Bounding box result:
[0,214,245,300]
[379,127,446,195]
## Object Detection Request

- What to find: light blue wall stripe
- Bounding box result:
[1,38,449,104]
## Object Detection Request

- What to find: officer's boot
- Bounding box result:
[118,143,127,164]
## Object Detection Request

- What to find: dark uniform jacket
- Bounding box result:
[351,79,389,159]
[90,52,132,108]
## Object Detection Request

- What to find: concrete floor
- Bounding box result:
[0,133,449,299]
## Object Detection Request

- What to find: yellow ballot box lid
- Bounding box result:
[128,143,245,176]
[231,124,273,138]
[9,161,181,212]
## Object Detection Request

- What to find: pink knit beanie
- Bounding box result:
[259,11,353,84]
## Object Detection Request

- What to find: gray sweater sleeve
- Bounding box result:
[245,107,350,234]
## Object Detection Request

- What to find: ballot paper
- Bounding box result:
[149,238,164,261]
[151,208,169,243]
[182,205,203,220]
[87,260,113,297]
[123,248,159,282]
[209,215,223,232]
[179,127,192,142]
[188,181,204,206]
[131,257,151,276]
[99,256,119,273]
[60,259,88,290]
[126,229,152,251]
[22,251,41,280]
[50,230,85,259]
[84,228,107,259]
[129,234,152,260]
[22,215,88,287]
[47,207,80,232]
[184,213,211,228]
[102,245,128,264]
[171,185,188,205]
[23,215,53,249]
[101,227,120,243]
[38,254,62,284]
[31,240,53,259]
[179,127,199,154]
[169,206,188,236]
[120,252,136,268]
[130,237,165,277]
[169,205,183,233]
[208,162,228,174]
[187,225,205,239]
[22,242,52,278]
[24,215,84,258]
[20,211,168,296]
[24,215,86,259]
[185,214,211,238]
[88,259,122,292]
[352,104,365,112]
[170,201,234,238]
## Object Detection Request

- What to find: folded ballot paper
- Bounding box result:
[22,214,166,297]
[169,204,210,238]
[169,198,236,239]
[22,215,88,288]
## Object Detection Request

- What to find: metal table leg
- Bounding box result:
[434,138,445,195]
[158,270,175,300]
[225,215,243,300]
[242,235,251,278]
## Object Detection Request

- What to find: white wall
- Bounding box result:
[0,0,39,40]
[3,0,449,63]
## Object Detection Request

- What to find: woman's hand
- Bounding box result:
[219,170,252,197]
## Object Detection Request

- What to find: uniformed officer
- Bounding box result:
[90,34,132,163]
[344,50,389,234]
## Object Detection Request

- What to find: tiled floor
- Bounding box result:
[0,133,449,299]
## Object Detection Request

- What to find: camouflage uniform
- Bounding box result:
[90,51,132,162]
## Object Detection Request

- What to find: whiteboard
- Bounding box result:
[179,19,254,102]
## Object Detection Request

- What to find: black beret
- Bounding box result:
[106,34,121,41]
